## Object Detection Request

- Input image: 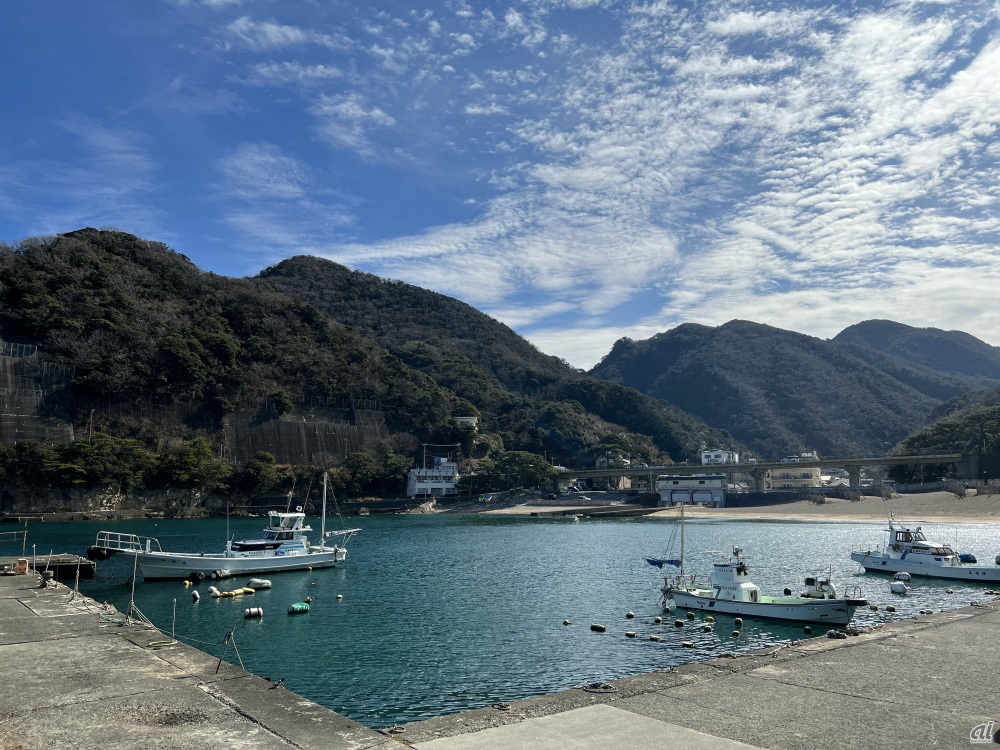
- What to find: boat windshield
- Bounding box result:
[268,513,303,530]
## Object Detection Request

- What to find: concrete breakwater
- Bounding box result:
[0,569,390,749]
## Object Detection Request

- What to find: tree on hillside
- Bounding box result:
[159,437,231,491]
[234,451,279,494]
[493,451,557,489]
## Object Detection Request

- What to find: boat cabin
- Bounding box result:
[710,562,762,603]
[267,510,309,529]
[887,524,955,558]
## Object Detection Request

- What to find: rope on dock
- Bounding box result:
[577,682,619,693]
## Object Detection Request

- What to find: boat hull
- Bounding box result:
[850,552,1000,582]
[117,548,345,580]
[665,589,863,625]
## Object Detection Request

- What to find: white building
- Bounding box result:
[656,475,727,507]
[701,449,739,466]
[406,457,460,499]
[455,416,479,430]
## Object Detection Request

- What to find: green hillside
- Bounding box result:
[0,229,732,501]
[258,255,733,464]
[589,320,941,459]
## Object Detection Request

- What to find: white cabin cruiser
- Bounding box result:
[660,548,868,625]
[850,520,1000,582]
[88,476,360,580]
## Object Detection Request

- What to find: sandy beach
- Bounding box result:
[478,490,1000,524]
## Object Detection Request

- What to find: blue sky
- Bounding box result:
[2,0,999,369]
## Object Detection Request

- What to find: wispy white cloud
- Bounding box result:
[213,142,356,256]
[126,0,1000,366]
[236,61,343,86]
[224,16,346,51]
[310,93,397,156]
[216,142,310,200]
[0,119,163,239]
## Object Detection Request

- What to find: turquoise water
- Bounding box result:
[6,514,998,728]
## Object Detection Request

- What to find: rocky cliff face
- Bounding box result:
[0,485,218,519]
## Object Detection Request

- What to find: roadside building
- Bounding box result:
[701,449,739,466]
[454,416,479,431]
[406,457,460,499]
[656,474,727,507]
[772,465,822,489]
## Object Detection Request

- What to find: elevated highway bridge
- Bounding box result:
[557,453,970,492]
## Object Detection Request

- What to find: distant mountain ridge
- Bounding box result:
[5,228,998,472]
[832,320,1000,380]
[587,320,999,459]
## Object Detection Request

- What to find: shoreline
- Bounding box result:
[473,490,1000,525]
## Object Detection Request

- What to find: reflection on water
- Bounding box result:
[6,514,997,728]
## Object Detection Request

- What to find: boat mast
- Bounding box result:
[680,502,685,577]
[320,472,327,548]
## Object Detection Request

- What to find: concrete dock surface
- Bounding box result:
[0,571,392,749]
[2,568,998,749]
[402,600,1000,750]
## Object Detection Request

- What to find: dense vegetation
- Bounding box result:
[258,255,733,465]
[0,230,732,499]
[0,229,468,447]
[5,229,996,502]
[589,320,947,459]
[889,402,1000,482]
[833,320,1000,385]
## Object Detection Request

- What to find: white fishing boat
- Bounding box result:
[649,505,867,625]
[87,475,360,580]
[850,519,1000,582]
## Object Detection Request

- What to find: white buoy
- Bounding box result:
[192,590,200,601]
[889,581,909,595]
[893,572,911,582]
[209,586,221,599]
[244,607,264,618]
[247,578,272,589]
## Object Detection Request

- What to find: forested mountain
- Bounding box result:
[833,320,1000,385]
[0,229,461,445]
[588,320,942,459]
[7,228,995,499]
[257,256,732,464]
[0,229,731,478]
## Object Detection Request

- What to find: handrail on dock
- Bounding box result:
[95,530,163,553]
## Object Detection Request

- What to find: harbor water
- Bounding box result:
[6,513,997,729]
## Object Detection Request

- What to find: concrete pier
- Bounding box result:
[0,570,392,749]
[400,600,1000,749]
[0,553,96,581]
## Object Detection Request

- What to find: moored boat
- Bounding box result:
[659,549,868,625]
[850,520,1000,582]
[649,504,866,625]
[87,474,360,580]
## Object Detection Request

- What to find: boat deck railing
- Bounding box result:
[96,530,163,553]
